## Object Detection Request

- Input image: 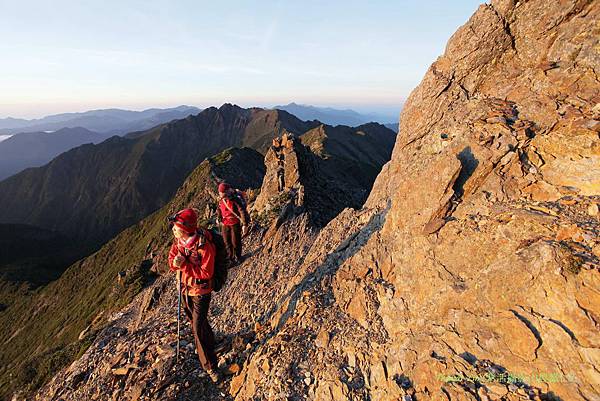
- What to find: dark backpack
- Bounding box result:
[231,190,250,222]
[233,189,248,209]
[208,228,229,292]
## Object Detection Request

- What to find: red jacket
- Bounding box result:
[168,228,216,296]
[218,197,247,226]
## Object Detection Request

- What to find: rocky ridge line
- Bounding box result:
[28,1,600,400]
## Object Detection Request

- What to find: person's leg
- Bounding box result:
[221,224,234,260]
[189,294,218,371]
[232,223,242,261]
[182,292,193,321]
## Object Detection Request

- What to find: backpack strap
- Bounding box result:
[222,198,243,222]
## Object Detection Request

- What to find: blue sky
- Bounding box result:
[0,0,482,118]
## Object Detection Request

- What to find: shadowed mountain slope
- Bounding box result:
[0,127,112,181]
[0,147,265,400]
[0,105,316,246]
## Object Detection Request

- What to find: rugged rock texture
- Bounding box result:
[20,1,600,400]
[221,1,600,400]
[28,124,396,401]
[254,124,395,227]
[30,213,320,401]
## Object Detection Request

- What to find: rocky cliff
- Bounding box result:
[227,1,599,400]
[27,124,396,401]
[254,123,395,227]
[22,1,600,400]
[6,118,396,400]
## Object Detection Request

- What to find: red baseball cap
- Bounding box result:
[168,208,197,234]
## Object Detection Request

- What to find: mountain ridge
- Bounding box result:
[0,104,318,246]
[26,1,600,400]
[0,147,266,400]
[0,105,201,135]
[0,118,396,399]
[19,109,397,400]
[0,127,113,181]
[0,105,394,248]
[273,102,398,126]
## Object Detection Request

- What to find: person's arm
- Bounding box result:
[235,200,248,226]
[234,200,250,236]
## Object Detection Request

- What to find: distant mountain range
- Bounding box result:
[0,103,399,182]
[0,127,113,181]
[273,102,398,127]
[0,104,396,248]
[0,105,200,135]
[384,122,398,132]
[0,105,317,246]
[0,104,400,136]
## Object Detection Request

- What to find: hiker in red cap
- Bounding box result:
[216,183,249,266]
[168,208,220,382]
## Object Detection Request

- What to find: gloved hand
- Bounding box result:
[242,225,248,236]
[173,254,185,267]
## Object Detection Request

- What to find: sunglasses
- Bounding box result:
[167,212,194,228]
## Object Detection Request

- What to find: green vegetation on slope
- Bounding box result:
[0,148,265,400]
[0,105,311,248]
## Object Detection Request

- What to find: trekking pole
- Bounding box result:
[176,271,181,362]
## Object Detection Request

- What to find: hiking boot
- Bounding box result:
[214,340,230,355]
[198,368,220,383]
[207,369,221,383]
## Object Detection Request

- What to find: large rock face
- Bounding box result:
[227,1,600,400]
[22,1,600,400]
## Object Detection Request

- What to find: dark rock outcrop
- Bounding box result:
[254,123,396,227]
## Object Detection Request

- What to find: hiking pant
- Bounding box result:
[222,223,242,261]
[182,293,217,371]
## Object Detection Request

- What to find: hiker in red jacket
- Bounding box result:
[216,183,249,266]
[168,208,220,382]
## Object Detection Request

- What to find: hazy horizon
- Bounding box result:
[1,0,482,119]
[0,101,402,121]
